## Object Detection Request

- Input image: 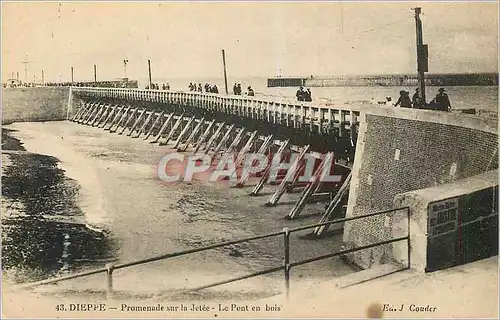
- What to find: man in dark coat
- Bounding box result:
[412,88,424,109]
[247,86,255,96]
[296,86,305,101]
[394,90,412,108]
[430,88,452,112]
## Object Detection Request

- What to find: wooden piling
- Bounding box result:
[161,114,185,146]
[118,108,138,135]
[313,172,352,236]
[127,109,147,136]
[173,116,196,149]
[180,117,205,152]
[144,111,166,140]
[193,119,216,153]
[99,105,118,128]
[212,124,235,155]
[134,111,155,138]
[203,122,226,154]
[108,106,129,132]
[266,145,310,206]
[151,112,175,143]
[288,152,334,219]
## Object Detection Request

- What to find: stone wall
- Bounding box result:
[2,87,70,124]
[343,107,498,270]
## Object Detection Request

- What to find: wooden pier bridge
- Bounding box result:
[69,87,360,235]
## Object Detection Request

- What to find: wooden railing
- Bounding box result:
[71,87,361,131]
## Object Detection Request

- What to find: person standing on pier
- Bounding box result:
[233,83,238,95]
[394,90,412,108]
[412,88,424,109]
[197,83,203,92]
[304,88,312,102]
[237,83,242,95]
[296,86,305,101]
[247,86,255,96]
[430,88,452,112]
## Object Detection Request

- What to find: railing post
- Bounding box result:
[407,207,411,269]
[106,263,115,300]
[283,227,290,298]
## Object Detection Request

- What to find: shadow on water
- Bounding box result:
[2,129,117,283]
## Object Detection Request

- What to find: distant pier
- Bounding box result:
[268,73,499,87]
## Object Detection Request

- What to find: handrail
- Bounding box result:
[114,230,284,270]
[17,207,411,299]
[70,87,362,123]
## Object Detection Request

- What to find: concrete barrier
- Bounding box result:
[392,170,498,272]
[2,87,70,124]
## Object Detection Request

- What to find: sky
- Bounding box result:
[2,1,498,83]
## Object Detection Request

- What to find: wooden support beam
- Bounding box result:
[172,116,196,149]
[313,172,352,236]
[118,108,138,135]
[83,103,103,125]
[151,112,176,143]
[240,134,273,191]
[212,124,235,155]
[144,111,165,140]
[160,114,185,146]
[179,117,205,152]
[72,102,91,121]
[92,105,110,127]
[245,137,287,191]
[75,102,93,123]
[203,122,226,154]
[107,106,128,131]
[266,144,310,206]
[287,152,334,219]
[234,130,258,167]
[339,111,346,137]
[127,109,146,136]
[134,111,155,138]
[99,105,118,128]
[224,128,246,155]
[192,119,216,153]
[79,103,99,124]
[70,102,84,121]
[309,107,315,132]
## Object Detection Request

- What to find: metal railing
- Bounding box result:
[18,207,410,299]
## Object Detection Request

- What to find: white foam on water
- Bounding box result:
[8,122,110,227]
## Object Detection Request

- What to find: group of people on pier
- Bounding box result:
[145,83,170,90]
[189,82,219,94]
[388,87,452,111]
[296,86,313,102]
[232,83,255,96]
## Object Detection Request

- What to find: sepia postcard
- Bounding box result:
[1,1,498,319]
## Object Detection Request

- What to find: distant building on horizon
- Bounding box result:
[268,73,499,88]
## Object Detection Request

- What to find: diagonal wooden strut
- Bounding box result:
[287,152,335,219]
[313,171,352,236]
